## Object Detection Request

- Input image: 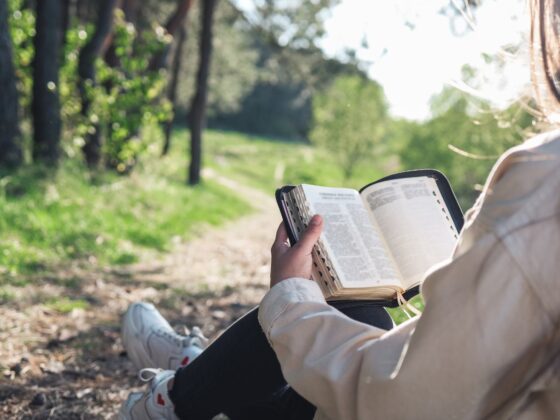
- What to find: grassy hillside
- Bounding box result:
[0,133,254,286]
[202,129,392,193]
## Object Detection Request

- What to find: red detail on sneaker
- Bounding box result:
[181,356,190,366]
[157,393,166,406]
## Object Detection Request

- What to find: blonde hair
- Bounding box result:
[530,0,560,121]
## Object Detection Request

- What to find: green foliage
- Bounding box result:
[397,87,534,208]
[310,75,389,180]
[253,0,340,49]
[179,0,356,139]
[8,0,34,118]
[60,26,89,146]
[0,128,251,283]
[84,12,172,172]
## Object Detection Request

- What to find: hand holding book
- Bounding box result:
[270,215,323,288]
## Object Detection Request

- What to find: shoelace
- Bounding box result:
[153,329,187,347]
[138,368,176,413]
[153,326,209,348]
[189,326,209,347]
[138,367,163,382]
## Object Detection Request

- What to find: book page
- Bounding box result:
[301,184,401,289]
[361,177,458,289]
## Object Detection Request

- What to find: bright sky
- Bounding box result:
[236,0,529,120]
[320,0,529,120]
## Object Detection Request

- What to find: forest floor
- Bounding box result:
[0,170,279,419]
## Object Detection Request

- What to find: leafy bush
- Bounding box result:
[310,75,389,180]
[8,0,34,117]
[84,11,172,172]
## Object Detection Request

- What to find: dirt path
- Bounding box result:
[0,172,280,419]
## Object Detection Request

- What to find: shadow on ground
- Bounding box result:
[0,263,267,419]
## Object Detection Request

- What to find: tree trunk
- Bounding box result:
[149,0,195,71]
[78,0,118,168]
[32,0,62,166]
[61,0,70,50]
[75,0,97,25]
[0,0,22,169]
[103,0,135,68]
[121,0,138,24]
[188,0,217,185]
[162,24,187,156]
[75,0,82,22]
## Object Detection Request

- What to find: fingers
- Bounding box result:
[272,222,289,251]
[295,214,323,254]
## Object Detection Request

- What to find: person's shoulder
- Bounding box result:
[517,127,560,152]
[456,130,560,321]
[500,128,560,200]
[458,129,560,246]
[495,128,560,179]
[503,128,560,164]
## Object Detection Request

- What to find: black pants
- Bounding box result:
[169,301,393,420]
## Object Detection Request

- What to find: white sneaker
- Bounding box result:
[119,368,178,420]
[122,302,208,371]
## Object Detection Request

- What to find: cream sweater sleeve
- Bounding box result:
[258,236,551,420]
[258,278,416,419]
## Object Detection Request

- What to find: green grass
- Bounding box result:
[0,286,16,304]
[0,134,252,283]
[46,297,90,313]
[386,295,425,325]
[200,129,392,193]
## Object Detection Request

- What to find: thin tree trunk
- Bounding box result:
[75,0,82,22]
[159,0,197,156]
[61,0,71,50]
[162,24,187,156]
[78,0,118,168]
[32,0,62,166]
[103,0,136,68]
[188,0,217,185]
[121,0,138,24]
[149,0,195,71]
[0,0,22,169]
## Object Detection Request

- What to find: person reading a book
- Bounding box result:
[118,0,560,418]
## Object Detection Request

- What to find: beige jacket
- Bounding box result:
[258,130,560,420]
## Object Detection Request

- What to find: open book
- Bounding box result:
[276,170,463,302]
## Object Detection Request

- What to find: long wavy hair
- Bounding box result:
[530,0,560,120]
